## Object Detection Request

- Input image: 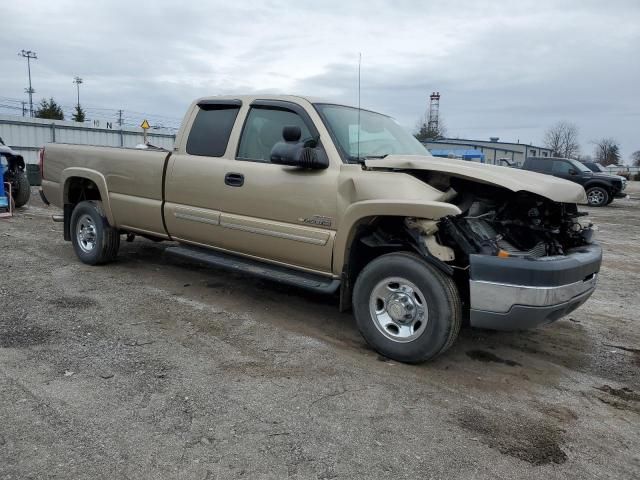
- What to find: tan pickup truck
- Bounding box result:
[40,95,602,363]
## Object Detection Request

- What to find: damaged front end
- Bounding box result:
[438,191,595,261]
[413,180,602,330]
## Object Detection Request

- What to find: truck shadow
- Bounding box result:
[115,238,619,390]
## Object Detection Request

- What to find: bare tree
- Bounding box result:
[543,121,580,158]
[593,138,621,166]
[631,150,640,167]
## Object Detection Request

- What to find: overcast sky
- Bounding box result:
[1,0,638,159]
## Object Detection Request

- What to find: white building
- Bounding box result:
[425,137,552,166]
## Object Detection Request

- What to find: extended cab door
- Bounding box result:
[164,100,242,250]
[164,98,338,275]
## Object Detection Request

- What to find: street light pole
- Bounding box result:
[18,50,37,117]
[73,76,83,108]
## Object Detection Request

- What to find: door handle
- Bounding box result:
[225,172,244,187]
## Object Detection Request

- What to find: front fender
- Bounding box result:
[61,167,116,226]
[332,199,461,273]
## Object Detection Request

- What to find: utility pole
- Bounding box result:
[73,76,83,108]
[19,50,37,117]
[117,110,124,147]
[21,101,27,117]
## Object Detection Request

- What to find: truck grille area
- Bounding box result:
[438,191,595,264]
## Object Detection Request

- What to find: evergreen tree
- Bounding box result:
[72,105,86,122]
[414,119,447,142]
[35,98,64,120]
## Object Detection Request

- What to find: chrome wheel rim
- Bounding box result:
[369,277,428,343]
[588,189,605,206]
[76,214,97,253]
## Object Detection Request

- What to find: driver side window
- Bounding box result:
[552,160,572,174]
[237,107,311,162]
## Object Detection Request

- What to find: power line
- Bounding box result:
[0,95,181,131]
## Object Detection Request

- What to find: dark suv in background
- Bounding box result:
[521,157,627,206]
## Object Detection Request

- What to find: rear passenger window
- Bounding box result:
[526,159,552,172]
[186,105,240,157]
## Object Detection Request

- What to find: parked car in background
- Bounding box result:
[522,157,627,206]
[582,161,608,174]
[0,137,31,208]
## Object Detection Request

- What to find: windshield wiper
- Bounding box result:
[347,154,388,164]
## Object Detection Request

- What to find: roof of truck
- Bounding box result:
[193,94,332,105]
[198,94,391,111]
[191,95,392,118]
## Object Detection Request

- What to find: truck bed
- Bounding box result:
[42,143,171,235]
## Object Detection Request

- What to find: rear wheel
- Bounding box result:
[586,186,609,207]
[70,201,120,265]
[9,171,30,208]
[353,252,461,363]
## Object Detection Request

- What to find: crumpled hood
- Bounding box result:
[364,155,587,204]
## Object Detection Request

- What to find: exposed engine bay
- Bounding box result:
[412,175,595,266]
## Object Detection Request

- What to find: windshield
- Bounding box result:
[314,103,429,161]
[569,159,591,173]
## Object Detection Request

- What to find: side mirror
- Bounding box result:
[270,126,328,170]
[568,168,577,175]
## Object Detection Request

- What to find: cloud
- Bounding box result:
[1,0,638,158]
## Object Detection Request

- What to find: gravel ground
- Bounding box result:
[1,184,639,479]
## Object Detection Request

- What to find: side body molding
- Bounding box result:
[332,199,461,273]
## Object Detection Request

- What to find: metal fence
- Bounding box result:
[603,165,640,176]
[0,114,176,164]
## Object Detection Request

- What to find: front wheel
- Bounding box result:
[586,186,609,207]
[70,200,120,265]
[352,252,462,363]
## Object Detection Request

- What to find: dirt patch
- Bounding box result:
[539,405,578,423]
[0,322,51,348]
[594,385,640,414]
[50,296,98,309]
[603,344,640,366]
[457,408,567,465]
[596,385,640,402]
[466,349,521,366]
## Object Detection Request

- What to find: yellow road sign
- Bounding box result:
[140,119,150,130]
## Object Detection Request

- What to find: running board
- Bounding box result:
[165,245,340,294]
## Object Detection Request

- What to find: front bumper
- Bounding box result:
[468,244,602,330]
[614,180,628,198]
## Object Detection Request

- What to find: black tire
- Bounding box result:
[11,171,31,208]
[352,252,461,363]
[605,196,615,205]
[586,186,609,207]
[70,200,120,265]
